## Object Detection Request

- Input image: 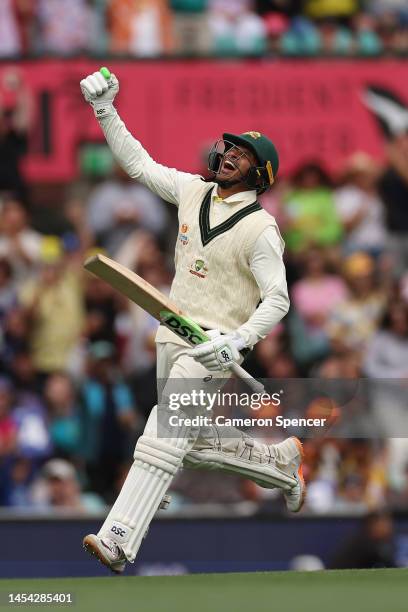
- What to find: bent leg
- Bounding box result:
[95,343,230,562]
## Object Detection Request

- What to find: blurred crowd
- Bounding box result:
[1,0,408,58]
[0,57,408,518]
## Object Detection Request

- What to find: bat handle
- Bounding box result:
[100,66,111,81]
[230,363,265,394]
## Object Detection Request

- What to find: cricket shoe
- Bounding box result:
[184,433,305,512]
[83,494,172,573]
[184,432,299,493]
[276,437,306,513]
[83,534,127,574]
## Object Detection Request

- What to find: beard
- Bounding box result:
[213,176,243,189]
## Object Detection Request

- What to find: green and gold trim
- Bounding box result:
[199,189,262,247]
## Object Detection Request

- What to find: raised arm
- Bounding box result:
[80,69,198,206]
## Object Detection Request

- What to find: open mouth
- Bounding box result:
[220,158,237,174]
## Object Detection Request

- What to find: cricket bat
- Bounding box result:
[84,253,264,393]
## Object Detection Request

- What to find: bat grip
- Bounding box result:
[230,363,265,394]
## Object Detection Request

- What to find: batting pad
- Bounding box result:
[98,435,185,562]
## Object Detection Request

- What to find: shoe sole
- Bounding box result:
[83,535,124,575]
[290,436,306,513]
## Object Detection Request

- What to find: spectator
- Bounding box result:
[114,230,169,279]
[367,0,408,17]
[88,0,110,54]
[86,166,168,253]
[116,243,172,415]
[375,11,405,55]
[378,132,408,275]
[30,459,105,512]
[11,388,52,461]
[319,18,353,55]
[44,373,82,459]
[0,377,18,459]
[171,0,211,55]
[116,253,164,378]
[364,301,408,379]
[292,248,349,329]
[19,236,84,376]
[83,272,121,346]
[263,12,290,54]
[364,302,408,463]
[0,306,29,375]
[80,341,137,501]
[255,0,301,16]
[63,197,94,258]
[0,377,49,504]
[36,0,92,55]
[0,377,18,505]
[303,0,360,21]
[330,510,396,569]
[0,257,17,322]
[316,349,361,379]
[0,0,22,57]
[8,349,40,395]
[0,68,32,201]
[352,13,382,56]
[107,0,174,57]
[335,153,387,256]
[208,0,267,56]
[14,0,37,55]
[326,252,387,358]
[7,457,36,507]
[289,247,348,366]
[282,162,343,255]
[0,196,42,280]
[280,16,321,55]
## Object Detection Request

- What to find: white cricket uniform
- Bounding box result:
[94,109,292,563]
[98,110,290,353]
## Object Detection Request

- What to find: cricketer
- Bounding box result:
[79,69,305,573]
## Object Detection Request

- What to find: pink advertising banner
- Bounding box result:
[1,59,407,182]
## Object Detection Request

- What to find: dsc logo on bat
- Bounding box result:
[160,311,206,346]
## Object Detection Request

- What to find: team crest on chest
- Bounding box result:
[189,258,208,279]
[179,223,189,245]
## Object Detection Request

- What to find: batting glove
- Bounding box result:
[80,70,119,120]
[190,329,246,372]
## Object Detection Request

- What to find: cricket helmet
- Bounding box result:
[208,131,279,194]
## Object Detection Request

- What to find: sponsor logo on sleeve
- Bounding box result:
[179,223,189,245]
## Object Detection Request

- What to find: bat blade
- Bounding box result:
[84,253,182,321]
[84,254,264,393]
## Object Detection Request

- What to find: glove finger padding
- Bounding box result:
[192,344,217,359]
[88,73,106,96]
[92,71,108,90]
[80,78,94,100]
[199,356,219,367]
